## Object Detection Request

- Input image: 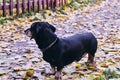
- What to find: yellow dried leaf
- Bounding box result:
[44,10,52,15]
[116,39,120,44]
[27,69,34,76]
[13,21,19,26]
[86,74,95,80]
[63,71,70,76]
[103,48,118,53]
[63,6,71,12]
[88,66,97,71]
[57,14,68,20]
[0,46,2,52]
[13,20,23,26]
[94,75,100,80]
[0,10,2,15]
[115,57,120,62]
[13,33,21,39]
[25,54,34,59]
[107,59,115,64]
[75,63,81,70]
[95,1,102,5]
[25,69,34,79]
[13,66,22,72]
[99,62,108,68]
[95,18,99,22]
[72,23,80,27]
[9,26,16,31]
[0,73,6,76]
[66,0,71,4]
[94,70,104,75]
[48,76,55,80]
[17,18,24,23]
[78,71,85,75]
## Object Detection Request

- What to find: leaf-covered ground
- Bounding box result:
[0,0,120,80]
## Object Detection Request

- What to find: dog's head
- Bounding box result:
[24,22,56,39]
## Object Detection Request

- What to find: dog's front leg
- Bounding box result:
[87,54,95,66]
[50,65,56,75]
[55,66,63,80]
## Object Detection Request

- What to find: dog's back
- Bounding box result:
[60,32,97,65]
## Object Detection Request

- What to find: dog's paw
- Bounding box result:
[50,67,55,75]
[86,61,96,66]
[55,71,62,80]
[55,75,62,80]
[85,62,97,71]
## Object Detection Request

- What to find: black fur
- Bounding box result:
[25,22,98,74]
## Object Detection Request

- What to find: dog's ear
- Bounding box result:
[46,22,56,32]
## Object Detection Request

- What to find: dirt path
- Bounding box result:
[0,0,120,79]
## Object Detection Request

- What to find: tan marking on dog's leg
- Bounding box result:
[51,66,56,75]
[55,71,62,80]
[87,54,95,66]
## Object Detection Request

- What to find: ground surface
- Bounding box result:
[0,0,120,80]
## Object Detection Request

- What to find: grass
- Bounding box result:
[97,69,120,80]
[0,12,35,24]
[68,0,104,9]
[0,17,13,24]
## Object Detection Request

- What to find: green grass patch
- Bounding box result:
[0,12,35,25]
[97,69,120,80]
[0,17,13,24]
[67,0,104,10]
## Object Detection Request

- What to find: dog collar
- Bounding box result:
[41,38,58,52]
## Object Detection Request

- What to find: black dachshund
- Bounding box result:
[25,22,98,80]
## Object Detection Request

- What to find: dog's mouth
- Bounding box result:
[24,29,33,39]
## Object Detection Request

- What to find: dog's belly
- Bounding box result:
[61,49,86,66]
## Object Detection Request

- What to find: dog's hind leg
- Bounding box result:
[87,53,96,67]
[88,38,97,65]
[87,46,97,65]
[87,54,95,64]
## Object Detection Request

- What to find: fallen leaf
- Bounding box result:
[75,63,81,70]
[99,62,108,68]
[24,69,34,79]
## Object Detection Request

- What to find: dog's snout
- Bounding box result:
[24,28,30,34]
[24,28,32,38]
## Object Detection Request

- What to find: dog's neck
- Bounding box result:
[34,29,58,52]
[41,38,58,52]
